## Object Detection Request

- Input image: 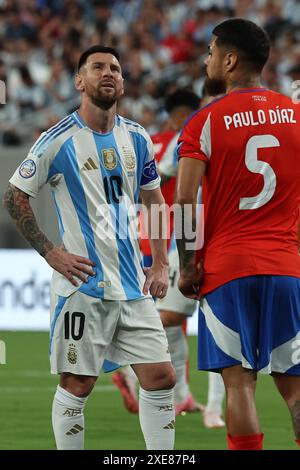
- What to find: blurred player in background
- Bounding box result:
[158,84,226,428]
[113,86,226,428]
[3,45,176,450]
[176,19,300,450]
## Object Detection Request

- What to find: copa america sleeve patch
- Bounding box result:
[140,160,158,185]
[19,159,36,178]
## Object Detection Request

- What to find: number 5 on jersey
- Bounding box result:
[239,134,280,210]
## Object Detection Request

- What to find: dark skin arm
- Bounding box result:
[3,183,95,286]
[175,158,206,299]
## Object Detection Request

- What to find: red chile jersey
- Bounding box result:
[140,130,177,256]
[177,88,300,295]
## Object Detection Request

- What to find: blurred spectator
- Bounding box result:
[4,6,36,41]
[15,64,46,115]
[262,0,291,41]
[0,58,20,144]
[44,59,76,115]
[0,0,299,145]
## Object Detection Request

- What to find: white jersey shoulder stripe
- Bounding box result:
[199,112,211,159]
[31,118,80,158]
[118,116,148,136]
[31,115,73,153]
[31,116,74,155]
[72,111,85,128]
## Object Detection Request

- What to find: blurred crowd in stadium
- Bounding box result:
[1,0,300,145]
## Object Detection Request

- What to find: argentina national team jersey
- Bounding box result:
[10,111,160,300]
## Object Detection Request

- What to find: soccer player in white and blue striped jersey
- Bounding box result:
[4,45,175,450]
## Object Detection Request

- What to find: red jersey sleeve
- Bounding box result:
[177,110,211,163]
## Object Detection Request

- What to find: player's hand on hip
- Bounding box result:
[178,262,203,300]
[45,246,96,286]
[142,264,169,298]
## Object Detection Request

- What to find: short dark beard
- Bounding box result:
[203,77,226,97]
[87,84,117,110]
[90,93,117,110]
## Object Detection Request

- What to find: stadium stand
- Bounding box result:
[1,0,300,249]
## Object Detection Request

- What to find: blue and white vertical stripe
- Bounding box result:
[10,113,160,301]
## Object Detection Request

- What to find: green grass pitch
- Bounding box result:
[0,332,296,450]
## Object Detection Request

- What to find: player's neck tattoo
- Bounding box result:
[3,184,54,257]
[227,78,262,93]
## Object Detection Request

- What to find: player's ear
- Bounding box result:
[225,52,237,73]
[75,73,85,92]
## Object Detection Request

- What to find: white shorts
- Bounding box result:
[50,291,171,376]
[156,249,198,316]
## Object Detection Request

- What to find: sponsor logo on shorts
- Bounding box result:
[67,343,77,364]
[19,159,36,178]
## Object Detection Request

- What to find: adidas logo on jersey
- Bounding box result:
[82,157,99,171]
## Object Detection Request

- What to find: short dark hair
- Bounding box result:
[77,45,120,71]
[212,18,270,72]
[165,89,200,113]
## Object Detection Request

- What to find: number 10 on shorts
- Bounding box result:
[64,312,85,341]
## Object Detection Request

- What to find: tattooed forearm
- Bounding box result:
[3,183,54,257]
[176,207,197,272]
[290,400,300,439]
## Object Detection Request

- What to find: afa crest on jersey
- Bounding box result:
[122,147,136,171]
[102,148,117,170]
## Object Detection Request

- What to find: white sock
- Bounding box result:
[139,387,175,450]
[165,326,189,404]
[52,385,88,450]
[206,372,225,415]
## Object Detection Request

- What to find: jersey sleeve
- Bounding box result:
[157,133,178,177]
[9,134,60,198]
[140,130,161,190]
[177,111,211,163]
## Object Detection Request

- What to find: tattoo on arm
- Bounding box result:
[176,210,197,272]
[3,184,54,257]
[291,400,300,439]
